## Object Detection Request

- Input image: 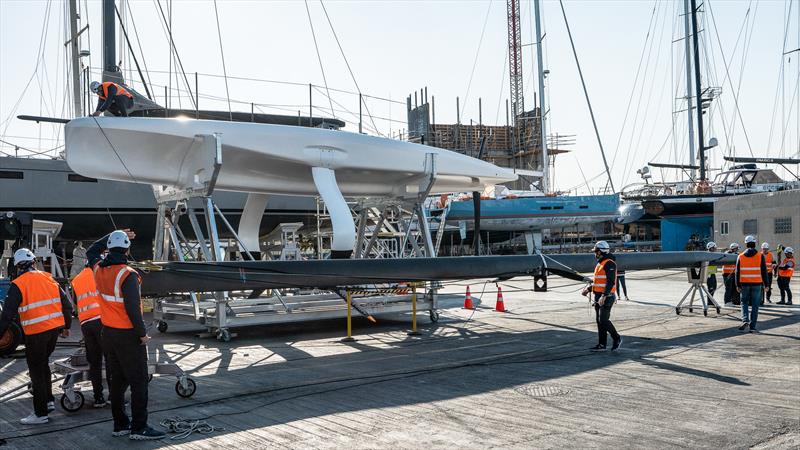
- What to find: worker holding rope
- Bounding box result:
[90,81,134,117]
[582,241,622,352]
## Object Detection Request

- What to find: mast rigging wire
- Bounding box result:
[558,0,615,193]
[304,0,336,119]
[318,0,381,136]
[153,0,196,110]
[212,0,233,121]
[460,0,494,120]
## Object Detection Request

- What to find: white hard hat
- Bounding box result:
[706,241,717,250]
[107,230,131,249]
[593,241,610,253]
[90,81,101,93]
[761,242,770,249]
[745,235,756,244]
[786,247,794,254]
[730,242,740,249]
[13,248,35,264]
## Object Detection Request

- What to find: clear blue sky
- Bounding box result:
[1,0,797,193]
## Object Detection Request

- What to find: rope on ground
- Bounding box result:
[159,416,224,440]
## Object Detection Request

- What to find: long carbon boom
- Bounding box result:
[137,252,736,296]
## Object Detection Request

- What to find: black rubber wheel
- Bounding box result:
[675,307,681,315]
[703,309,708,317]
[157,321,168,333]
[429,310,440,323]
[175,378,196,398]
[716,307,721,314]
[60,391,85,412]
[689,308,694,313]
[218,329,231,342]
[0,321,23,357]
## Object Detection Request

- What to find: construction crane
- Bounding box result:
[506,0,524,156]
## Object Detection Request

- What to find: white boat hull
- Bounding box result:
[65,117,517,197]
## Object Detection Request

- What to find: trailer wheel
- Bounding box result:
[0,322,22,357]
[429,310,440,323]
[218,329,231,342]
[60,392,85,412]
[716,307,721,314]
[157,321,168,333]
[675,307,681,315]
[175,378,196,398]
[703,309,708,317]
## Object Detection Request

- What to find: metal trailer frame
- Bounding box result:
[674,263,722,316]
[148,134,443,341]
[0,349,196,413]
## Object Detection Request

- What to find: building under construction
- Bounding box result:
[405,90,571,191]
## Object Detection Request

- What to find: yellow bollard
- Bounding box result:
[341,289,355,342]
[407,285,421,336]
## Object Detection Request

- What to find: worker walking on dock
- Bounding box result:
[0,249,73,425]
[90,81,134,117]
[776,247,794,305]
[87,230,165,440]
[70,264,108,408]
[706,242,718,296]
[735,236,769,333]
[723,243,740,305]
[583,241,622,352]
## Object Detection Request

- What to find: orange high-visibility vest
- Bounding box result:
[94,264,141,329]
[592,259,617,294]
[737,252,764,284]
[71,267,102,324]
[763,251,774,267]
[778,256,795,278]
[722,251,738,275]
[11,270,65,335]
[98,82,133,100]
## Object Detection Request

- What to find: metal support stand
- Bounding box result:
[675,263,721,316]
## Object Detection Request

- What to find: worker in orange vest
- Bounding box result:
[582,241,622,352]
[90,81,135,117]
[86,230,165,440]
[0,249,73,425]
[735,235,769,333]
[70,264,108,408]
[722,242,740,305]
[776,247,794,305]
[760,242,776,305]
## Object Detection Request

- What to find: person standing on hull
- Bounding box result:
[760,242,776,305]
[735,235,769,333]
[582,241,622,352]
[0,249,73,425]
[70,264,108,408]
[776,247,794,305]
[706,242,718,297]
[87,230,165,440]
[722,243,741,305]
[90,81,134,117]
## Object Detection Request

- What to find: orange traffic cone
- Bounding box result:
[495,285,506,312]
[463,286,475,309]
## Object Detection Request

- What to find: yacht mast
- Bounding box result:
[682,0,696,179]
[67,0,82,117]
[690,0,707,181]
[533,0,549,193]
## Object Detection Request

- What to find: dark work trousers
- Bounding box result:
[80,318,105,399]
[707,274,717,296]
[616,275,628,298]
[101,327,149,431]
[723,274,740,305]
[24,328,60,417]
[594,293,620,347]
[107,95,133,117]
[778,277,792,303]
[762,273,773,303]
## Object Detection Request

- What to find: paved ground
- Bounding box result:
[0,270,798,449]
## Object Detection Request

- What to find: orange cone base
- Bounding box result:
[494,300,506,312]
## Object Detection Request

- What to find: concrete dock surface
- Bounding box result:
[1,269,798,449]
